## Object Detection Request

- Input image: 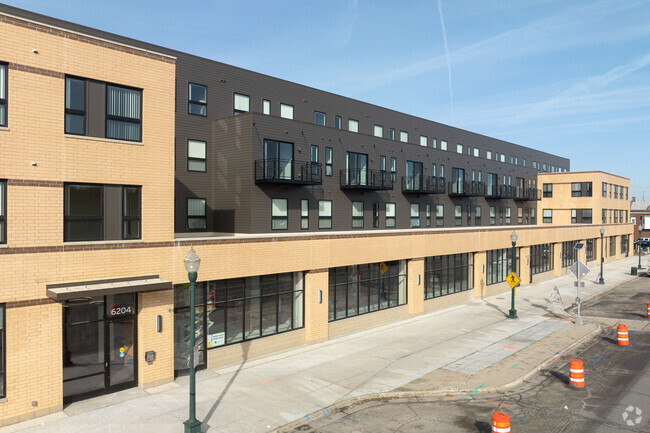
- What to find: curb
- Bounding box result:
[273,323,603,433]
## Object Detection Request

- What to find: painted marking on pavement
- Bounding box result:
[322,408,329,416]
[511,364,519,368]
[503,345,517,349]
[485,399,495,405]
[260,379,275,384]
[552,341,559,345]
[591,356,603,365]
[472,384,485,394]
[312,404,321,408]
[445,393,454,397]
[304,415,310,420]
[519,417,527,423]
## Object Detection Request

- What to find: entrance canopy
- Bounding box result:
[46,275,171,301]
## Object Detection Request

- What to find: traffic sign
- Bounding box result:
[506,272,520,289]
[569,260,590,280]
[379,262,388,275]
[574,243,584,250]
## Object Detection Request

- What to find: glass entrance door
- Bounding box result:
[108,318,135,387]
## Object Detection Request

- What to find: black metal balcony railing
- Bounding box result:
[448,180,485,197]
[401,176,445,194]
[514,187,542,201]
[340,169,393,190]
[255,159,322,185]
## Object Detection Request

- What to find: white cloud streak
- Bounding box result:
[437,0,453,121]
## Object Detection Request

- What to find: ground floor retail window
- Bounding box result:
[621,235,629,256]
[486,248,519,285]
[0,304,4,398]
[530,244,553,275]
[424,254,473,299]
[62,294,137,403]
[173,272,304,372]
[609,236,616,257]
[586,239,596,262]
[562,240,578,268]
[328,261,407,322]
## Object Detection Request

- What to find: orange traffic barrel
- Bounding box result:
[492,411,511,432]
[617,324,629,346]
[647,303,649,319]
[569,358,585,388]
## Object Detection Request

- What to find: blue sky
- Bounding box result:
[7,0,650,199]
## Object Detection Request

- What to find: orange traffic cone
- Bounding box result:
[569,358,585,388]
[646,303,649,319]
[492,411,511,432]
[617,324,629,346]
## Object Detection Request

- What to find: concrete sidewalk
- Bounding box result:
[1,256,642,433]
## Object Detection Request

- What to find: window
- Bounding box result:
[390,157,397,182]
[475,206,481,225]
[530,244,553,275]
[410,203,420,227]
[486,248,517,285]
[173,272,304,354]
[263,99,271,115]
[614,185,618,199]
[562,240,577,267]
[313,111,326,126]
[424,254,473,299]
[440,165,445,180]
[509,155,514,164]
[454,205,462,226]
[187,139,206,172]
[0,304,4,397]
[400,130,408,143]
[571,182,592,197]
[348,119,359,133]
[431,163,437,178]
[571,209,592,224]
[467,205,471,225]
[614,210,618,223]
[436,204,444,226]
[0,180,5,244]
[233,93,249,115]
[451,168,465,194]
[500,154,506,163]
[456,144,463,154]
[432,138,437,149]
[543,209,552,224]
[122,187,141,240]
[64,183,142,241]
[486,150,492,160]
[352,202,364,228]
[301,200,309,230]
[310,145,319,175]
[426,204,431,227]
[542,163,547,171]
[380,155,386,182]
[440,140,448,151]
[609,236,616,257]
[280,104,294,119]
[489,206,496,225]
[522,158,526,166]
[263,139,293,180]
[374,124,383,137]
[335,115,342,129]
[609,184,612,198]
[390,128,395,140]
[602,209,607,224]
[420,135,427,147]
[187,198,207,230]
[319,200,332,229]
[487,173,498,196]
[518,207,523,224]
[386,203,396,227]
[0,63,5,127]
[188,83,207,116]
[543,183,552,197]
[602,183,607,198]
[467,146,471,156]
[106,85,142,141]
[271,199,288,230]
[473,148,479,157]
[406,161,423,191]
[530,208,536,224]
[65,77,85,135]
[346,152,368,186]
[586,239,595,262]
[328,261,407,321]
[505,207,511,224]
[373,203,379,228]
[325,147,333,176]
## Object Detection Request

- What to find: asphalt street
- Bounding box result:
[288,276,650,432]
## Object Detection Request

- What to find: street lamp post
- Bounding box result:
[638,225,643,270]
[184,248,202,433]
[508,231,518,319]
[598,228,605,284]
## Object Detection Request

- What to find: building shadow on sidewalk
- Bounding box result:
[480,298,509,318]
[201,343,250,431]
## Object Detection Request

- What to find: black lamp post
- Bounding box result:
[184,248,202,433]
[508,231,518,319]
[598,228,605,284]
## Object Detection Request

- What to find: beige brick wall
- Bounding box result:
[407,259,424,315]
[137,290,174,388]
[304,270,328,342]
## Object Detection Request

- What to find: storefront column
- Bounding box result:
[473,251,487,298]
[553,242,563,277]
[519,246,531,287]
[304,269,329,342]
[137,290,174,389]
[407,258,424,316]
[615,235,621,259]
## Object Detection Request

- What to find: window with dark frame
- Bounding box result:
[586,239,595,262]
[561,241,577,267]
[106,84,142,141]
[233,93,249,115]
[543,183,552,197]
[187,139,206,172]
[609,236,616,257]
[486,248,518,285]
[530,244,553,275]
[424,254,473,299]
[187,197,207,230]
[390,128,395,140]
[411,203,420,228]
[475,206,481,226]
[0,180,5,244]
[489,206,496,225]
[300,199,309,230]
[352,201,364,228]
[454,205,462,226]
[380,156,386,182]
[310,145,319,176]
[426,204,431,227]
[0,62,6,127]
[386,202,396,227]
[188,83,207,116]
[122,186,141,240]
[390,157,397,182]
[543,209,552,224]
[64,184,103,242]
[271,199,288,230]
[325,147,333,176]
[0,304,4,398]
[314,111,326,126]
[319,200,332,229]
[436,204,444,226]
[373,202,380,228]
[602,182,607,198]
[65,76,85,135]
[335,115,342,129]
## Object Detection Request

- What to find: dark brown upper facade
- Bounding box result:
[0,3,571,235]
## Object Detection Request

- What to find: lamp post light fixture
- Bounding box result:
[508,231,518,319]
[184,248,202,433]
[638,225,644,270]
[598,228,605,284]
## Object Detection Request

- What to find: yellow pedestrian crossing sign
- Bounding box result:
[506,272,520,289]
[379,262,388,275]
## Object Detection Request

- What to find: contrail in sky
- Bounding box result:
[437,0,453,121]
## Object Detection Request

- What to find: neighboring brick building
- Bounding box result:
[0,4,634,427]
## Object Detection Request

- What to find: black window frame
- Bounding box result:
[373,202,380,228]
[187,197,207,231]
[474,206,481,226]
[64,183,104,242]
[325,147,333,176]
[310,145,319,176]
[233,92,249,115]
[436,204,444,226]
[426,204,431,227]
[64,76,86,136]
[313,111,326,126]
[122,186,142,240]
[0,62,6,128]
[318,200,332,229]
[0,303,5,398]
[0,180,6,244]
[300,199,309,230]
[543,209,552,224]
[105,83,142,142]
[454,205,462,226]
[486,248,519,285]
[271,198,288,230]
[390,157,397,182]
[543,183,552,198]
[187,139,207,172]
[609,236,616,257]
[424,254,474,299]
[335,115,342,129]
[352,201,364,228]
[530,243,553,275]
[188,82,207,117]
[386,202,396,228]
[410,203,420,228]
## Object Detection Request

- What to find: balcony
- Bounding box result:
[514,187,541,201]
[340,169,393,190]
[499,185,515,199]
[255,159,322,185]
[402,176,445,194]
[448,180,485,197]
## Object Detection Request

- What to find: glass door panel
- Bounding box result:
[108,318,135,386]
[63,321,105,398]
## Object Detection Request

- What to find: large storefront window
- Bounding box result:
[173,272,304,372]
[0,304,4,398]
[586,239,595,262]
[328,261,407,322]
[486,248,519,285]
[609,236,616,257]
[562,240,578,268]
[621,235,629,256]
[424,254,473,299]
[530,244,553,275]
